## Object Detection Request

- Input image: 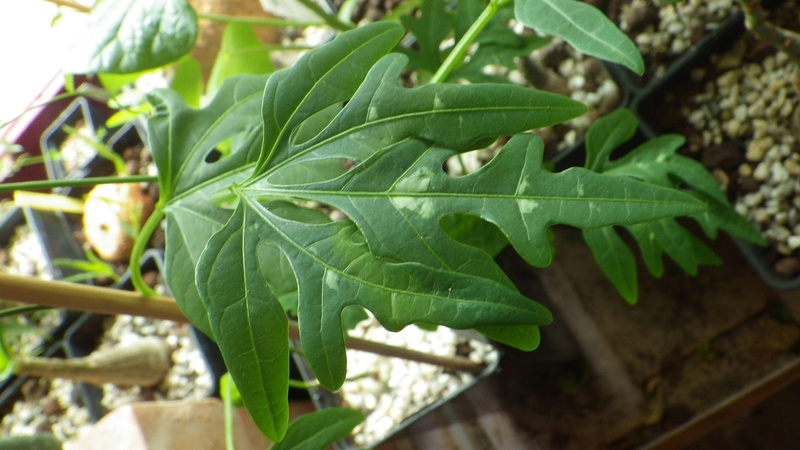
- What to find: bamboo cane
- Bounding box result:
[0,273,485,373]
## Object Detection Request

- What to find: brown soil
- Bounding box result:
[382,228,800,449]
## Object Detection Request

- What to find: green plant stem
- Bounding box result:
[428,0,507,173]
[0,273,486,373]
[224,377,236,450]
[129,206,165,297]
[0,174,157,193]
[287,378,318,389]
[296,0,354,32]
[381,0,423,23]
[197,12,323,29]
[0,305,51,320]
[429,0,507,84]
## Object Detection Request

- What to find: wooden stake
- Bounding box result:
[0,273,485,373]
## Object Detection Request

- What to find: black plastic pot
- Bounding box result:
[40,97,110,184]
[0,206,86,434]
[0,206,85,361]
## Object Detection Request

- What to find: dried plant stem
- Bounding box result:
[737,0,800,77]
[0,273,485,373]
[38,0,90,13]
[14,338,171,387]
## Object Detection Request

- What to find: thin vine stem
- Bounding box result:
[0,305,51,320]
[428,0,507,173]
[224,376,236,450]
[1,89,113,134]
[197,13,323,29]
[736,0,800,77]
[296,0,354,32]
[0,175,158,193]
[429,0,507,84]
[129,207,165,296]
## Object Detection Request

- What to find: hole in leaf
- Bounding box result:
[204,148,223,163]
[442,137,505,177]
[439,213,508,257]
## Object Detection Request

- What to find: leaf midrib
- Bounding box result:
[261,102,585,177]
[246,186,688,206]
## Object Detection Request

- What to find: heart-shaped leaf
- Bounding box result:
[65,0,198,74]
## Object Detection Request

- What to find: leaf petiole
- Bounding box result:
[129,207,165,297]
[429,0,506,83]
[296,0,354,32]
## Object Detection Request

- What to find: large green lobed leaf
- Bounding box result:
[149,23,703,442]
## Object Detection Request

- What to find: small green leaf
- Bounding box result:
[0,322,14,382]
[271,408,365,450]
[65,0,198,74]
[399,0,454,74]
[583,227,638,304]
[514,0,645,74]
[585,108,638,171]
[208,23,275,97]
[582,108,764,301]
[171,57,203,109]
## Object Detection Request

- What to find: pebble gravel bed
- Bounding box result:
[675,2,800,276]
[0,315,215,443]
[1,377,91,441]
[611,0,739,81]
[96,315,214,411]
[322,317,499,447]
